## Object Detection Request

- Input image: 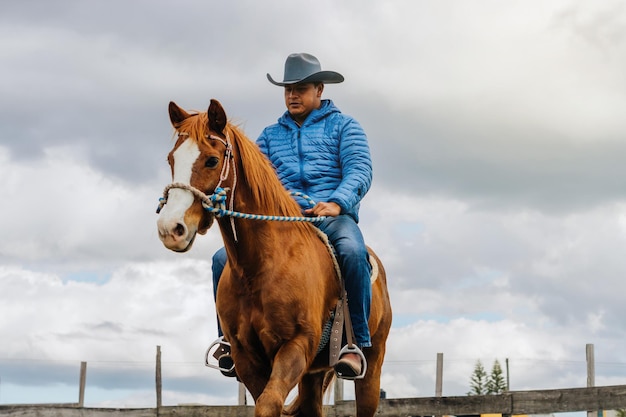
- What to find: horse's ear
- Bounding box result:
[208,99,227,134]
[169,101,190,127]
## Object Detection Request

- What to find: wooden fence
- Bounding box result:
[2,344,625,416]
[1,384,626,417]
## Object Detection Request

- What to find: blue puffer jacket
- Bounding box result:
[257,100,372,222]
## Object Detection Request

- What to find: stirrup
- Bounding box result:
[335,344,367,380]
[204,337,235,375]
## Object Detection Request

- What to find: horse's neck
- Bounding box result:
[218,148,312,274]
[217,181,277,254]
[217,195,313,278]
[217,216,282,278]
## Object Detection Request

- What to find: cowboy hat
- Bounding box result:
[267,53,344,86]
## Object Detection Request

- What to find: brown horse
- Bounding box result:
[156,99,392,417]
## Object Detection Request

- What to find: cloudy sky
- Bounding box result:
[2,0,626,410]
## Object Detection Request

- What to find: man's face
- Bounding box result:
[283,82,323,123]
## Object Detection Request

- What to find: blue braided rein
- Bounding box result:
[157,184,326,223]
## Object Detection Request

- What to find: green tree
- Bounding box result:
[616,409,626,417]
[467,360,487,395]
[486,359,507,394]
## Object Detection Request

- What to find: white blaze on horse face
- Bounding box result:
[169,138,201,211]
[172,137,201,188]
[157,139,201,249]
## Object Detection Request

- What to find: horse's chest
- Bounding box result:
[233,301,302,348]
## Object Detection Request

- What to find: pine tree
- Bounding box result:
[486,359,507,394]
[467,360,487,395]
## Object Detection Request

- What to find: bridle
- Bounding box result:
[156,130,325,242]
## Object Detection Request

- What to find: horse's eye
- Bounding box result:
[205,156,220,168]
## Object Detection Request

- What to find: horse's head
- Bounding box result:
[157,99,231,252]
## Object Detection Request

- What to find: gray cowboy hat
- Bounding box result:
[267,53,344,86]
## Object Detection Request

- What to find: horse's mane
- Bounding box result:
[174,111,304,218]
[225,123,306,218]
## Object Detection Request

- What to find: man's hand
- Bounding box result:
[304,201,341,217]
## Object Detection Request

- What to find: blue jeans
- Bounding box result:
[211,214,372,348]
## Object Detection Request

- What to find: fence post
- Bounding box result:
[238,383,247,405]
[78,361,87,407]
[505,358,510,390]
[502,358,511,417]
[435,353,443,417]
[435,353,443,398]
[156,346,162,409]
[334,377,344,403]
[586,343,597,417]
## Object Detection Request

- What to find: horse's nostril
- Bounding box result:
[174,223,185,237]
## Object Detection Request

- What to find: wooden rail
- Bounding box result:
[2,384,625,417]
[333,384,626,416]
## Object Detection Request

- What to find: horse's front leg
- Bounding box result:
[254,337,310,417]
[229,340,271,401]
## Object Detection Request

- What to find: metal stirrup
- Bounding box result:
[336,286,368,380]
[337,344,368,380]
[204,337,235,374]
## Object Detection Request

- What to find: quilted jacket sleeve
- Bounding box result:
[328,115,372,213]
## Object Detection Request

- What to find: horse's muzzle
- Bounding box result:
[157,218,196,252]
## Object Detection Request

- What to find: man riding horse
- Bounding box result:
[210,52,373,379]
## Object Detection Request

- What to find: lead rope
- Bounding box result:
[157,184,326,224]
